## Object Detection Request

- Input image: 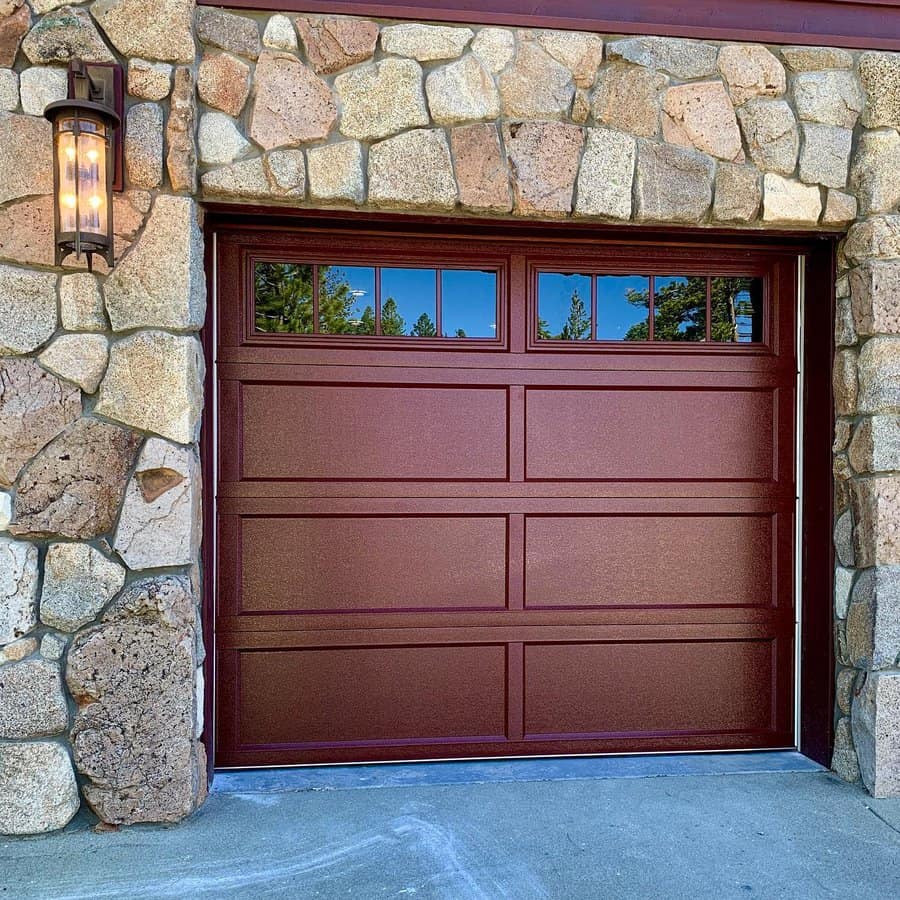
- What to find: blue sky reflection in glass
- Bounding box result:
[538,272,591,340]
[322,265,375,332]
[442,269,497,338]
[381,267,437,336]
[596,275,650,341]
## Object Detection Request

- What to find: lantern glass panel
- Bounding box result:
[56,120,78,234]
[77,124,107,237]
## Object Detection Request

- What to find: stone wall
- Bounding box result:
[0,1,898,834]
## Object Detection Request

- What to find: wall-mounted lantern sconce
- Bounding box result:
[44,59,124,271]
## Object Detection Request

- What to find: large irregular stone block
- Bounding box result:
[713,163,761,223]
[202,157,272,200]
[846,565,900,669]
[849,416,900,474]
[575,127,635,220]
[499,41,574,119]
[835,566,854,619]
[852,477,900,567]
[607,36,718,80]
[798,123,851,189]
[38,333,108,394]
[0,67,17,111]
[0,635,36,665]
[127,58,171,101]
[0,3,29,67]
[859,52,900,129]
[263,149,305,197]
[60,272,105,332]
[124,102,163,189]
[850,130,900,216]
[22,5,114,64]
[717,44,785,106]
[835,293,857,348]
[762,174,822,225]
[504,120,584,218]
[0,658,68,738]
[858,337,900,414]
[831,716,861,783]
[426,54,499,125]
[104,196,205,333]
[736,98,799,176]
[535,31,603,89]
[307,140,364,204]
[166,67,196,193]
[661,81,744,162]
[634,141,714,223]
[591,63,666,138]
[19,65,66,116]
[114,438,200,570]
[0,358,80,487]
[91,0,194,63]
[251,51,336,150]
[368,128,458,211]
[0,264,57,355]
[833,346,859,416]
[335,57,428,142]
[450,124,511,214]
[823,188,857,228]
[40,542,125,632]
[195,7,259,60]
[0,537,37,644]
[843,216,900,266]
[0,194,55,267]
[96,331,204,444]
[852,670,900,797]
[198,111,251,166]
[471,27,514,74]
[0,113,52,205]
[793,70,864,127]
[851,260,900,337]
[780,46,853,72]
[197,51,250,118]
[0,741,79,835]
[295,15,378,74]
[835,508,855,567]
[11,418,140,539]
[263,14,297,52]
[66,574,206,824]
[380,23,472,61]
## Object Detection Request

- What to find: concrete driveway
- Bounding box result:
[2,754,900,899]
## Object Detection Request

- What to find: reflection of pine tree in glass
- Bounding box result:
[537,318,552,340]
[454,328,467,338]
[381,297,406,335]
[411,312,437,336]
[558,289,590,340]
[355,305,375,335]
[710,277,758,342]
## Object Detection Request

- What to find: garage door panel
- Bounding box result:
[239,383,509,481]
[524,514,775,609]
[525,388,776,481]
[234,515,508,614]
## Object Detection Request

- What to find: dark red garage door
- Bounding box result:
[213,221,797,767]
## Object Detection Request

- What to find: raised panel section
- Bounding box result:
[525,388,775,481]
[239,515,508,613]
[525,514,773,608]
[524,639,775,737]
[234,644,508,746]
[240,383,509,481]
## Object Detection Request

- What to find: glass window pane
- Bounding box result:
[319,265,376,334]
[255,262,314,334]
[538,272,592,340]
[653,275,707,342]
[711,277,764,343]
[381,268,437,337]
[441,270,498,338]
[596,275,650,341]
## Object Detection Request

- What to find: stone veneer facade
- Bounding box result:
[0,0,899,834]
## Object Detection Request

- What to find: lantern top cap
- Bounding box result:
[44,97,120,128]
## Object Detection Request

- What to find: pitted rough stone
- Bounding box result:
[837,668,856,715]
[736,99,799,176]
[335,57,427,141]
[849,416,900,473]
[95,332,204,444]
[717,44,786,106]
[713,164,761,223]
[823,190,858,226]
[0,658,67,738]
[471,27,514,74]
[591,63,666,138]
[836,295,857,347]
[852,670,900,796]
[634,140,714,223]
[196,7,260,60]
[499,41,574,119]
[104,196,205,333]
[607,36,718,80]
[11,418,140,540]
[0,195,56,266]
[263,15,297,52]
[66,574,205,824]
[0,264,57,355]
[450,124,511,214]
[832,717,861,783]
[166,67,196,193]
[114,439,200,570]
[661,81,744,162]
[127,58,171,101]
[571,88,590,124]
[762,174,822,224]
[846,565,900,668]
[426,54,499,125]
[380,23,473,61]
[798,123,851,188]
[505,120,583,218]
[91,0,194,63]
[0,358,80,487]
[265,149,306,196]
[0,3,29,67]
[844,216,900,266]
[0,113,52,205]
[575,127,635,220]
[835,566,854,619]
[60,272,106,332]
[793,70,864,127]
[850,130,900,216]
[295,15,378,74]
[0,491,9,530]
[368,129,457,211]
[833,346,859,416]
[124,102,163,189]
[858,337,900,415]
[307,140,363,204]
[835,508,855,567]
[858,52,900,129]
[40,632,65,661]
[38,334,108,394]
[0,742,78,835]
[22,5,114,64]
[851,261,900,337]
[0,68,17,111]
[198,111,251,166]
[852,478,900,568]
[19,65,66,116]
[0,537,37,644]
[0,636,35,664]
[201,157,271,200]
[250,51,337,150]
[535,30,603,88]
[781,46,854,72]
[198,51,250,117]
